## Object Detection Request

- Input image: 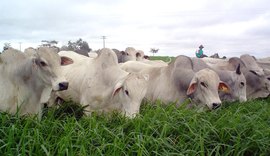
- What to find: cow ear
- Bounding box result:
[61,56,73,66]
[218,82,230,93]
[112,86,123,96]
[187,83,197,95]
[186,77,198,96]
[112,77,126,96]
[187,78,198,95]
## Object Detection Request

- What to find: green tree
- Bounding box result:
[150,48,159,56]
[62,38,92,56]
[3,43,11,51]
[41,40,58,47]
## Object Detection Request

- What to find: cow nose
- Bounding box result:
[212,103,221,110]
[59,82,69,91]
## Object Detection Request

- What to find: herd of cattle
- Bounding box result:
[0,47,270,119]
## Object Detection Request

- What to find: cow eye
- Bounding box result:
[125,90,129,96]
[200,82,207,88]
[40,61,47,67]
[240,82,245,86]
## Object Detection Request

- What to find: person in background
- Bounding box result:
[196,45,208,58]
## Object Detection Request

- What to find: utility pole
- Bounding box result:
[19,42,22,51]
[101,36,106,48]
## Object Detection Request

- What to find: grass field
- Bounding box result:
[150,56,175,62]
[0,99,269,155]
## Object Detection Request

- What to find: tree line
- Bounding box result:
[2,38,92,56]
[2,39,160,56]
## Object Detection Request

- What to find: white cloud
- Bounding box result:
[0,0,269,58]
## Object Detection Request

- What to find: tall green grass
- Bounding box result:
[0,99,269,155]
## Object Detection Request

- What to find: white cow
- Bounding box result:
[88,52,98,58]
[202,57,229,65]
[56,48,149,118]
[125,47,137,61]
[139,55,230,110]
[0,47,73,118]
[135,49,169,66]
[139,59,168,67]
[120,61,161,73]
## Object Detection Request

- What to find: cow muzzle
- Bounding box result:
[58,82,69,91]
[212,103,221,110]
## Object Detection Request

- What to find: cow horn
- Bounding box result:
[236,64,241,75]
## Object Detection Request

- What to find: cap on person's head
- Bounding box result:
[199,45,204,49]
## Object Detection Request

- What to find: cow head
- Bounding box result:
[233,64,247,102]
[32,47,73,91]
[112,73,149,118]
[186,69,230,110]
[227,56,270,99]
[219,64,247,102]
[118,51,134,63]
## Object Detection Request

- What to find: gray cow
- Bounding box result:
[239,55,270,99]
[192,57,247,102]
[139,55,230,110]
[204,55,270,99]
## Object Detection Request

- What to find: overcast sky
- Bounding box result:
[0,0,269,57]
